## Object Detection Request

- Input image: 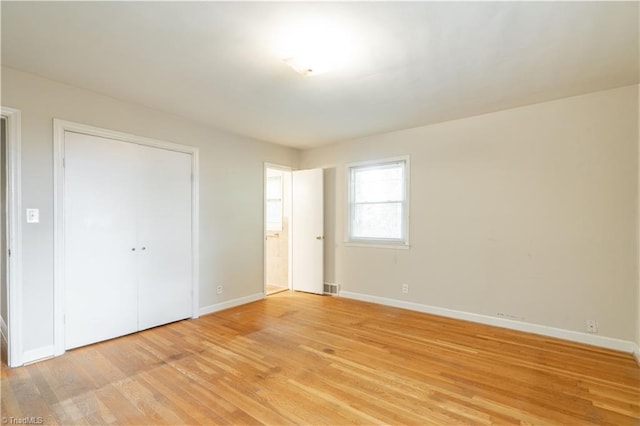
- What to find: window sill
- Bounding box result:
[344,242,410,250]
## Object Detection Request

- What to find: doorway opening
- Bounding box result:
[52,120,199,358]
[1,117,7,364]
[1,106,22,367]
[264,165,292,295]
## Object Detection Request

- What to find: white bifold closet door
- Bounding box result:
[64,131,192,350]
[136,145,192,331]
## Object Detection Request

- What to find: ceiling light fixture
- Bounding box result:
[274,23,352,76]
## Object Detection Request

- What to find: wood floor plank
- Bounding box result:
[2,291,639,425]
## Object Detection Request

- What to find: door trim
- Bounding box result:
[53,119,200,357]
[263,163,293,295]
[1,106,23,367]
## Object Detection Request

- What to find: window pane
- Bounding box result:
[352,202,402,239]
[354,163,403,203]
[347,158,408,244]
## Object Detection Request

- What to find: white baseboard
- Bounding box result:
[22,345,55,365]
[340,291,637,354]
[0,316,7,345]
[200,292,264,316]
[633,344,640,366]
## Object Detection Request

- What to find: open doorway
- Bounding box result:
[1,117,7,364]
[264,165,292,295]
[0,106,21,367]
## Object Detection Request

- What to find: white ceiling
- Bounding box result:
[2,2,638,149]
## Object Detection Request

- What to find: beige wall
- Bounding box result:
[1,67,299,354]
[301,85,639,342]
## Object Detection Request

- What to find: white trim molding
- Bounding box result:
[340,291,638,354]
[633,344,640,366]
[22,345,55,365]
[200,293,264,316]
[1,106,23,367]
[53,119,200,357]
[345,155,411,248]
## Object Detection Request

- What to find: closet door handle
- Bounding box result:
[131,248,136,251]
[141,247,146,251]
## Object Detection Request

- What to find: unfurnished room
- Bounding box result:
[0,1,639,424]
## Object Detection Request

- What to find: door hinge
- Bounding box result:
[62,158,66,168]
[7,248,11,257]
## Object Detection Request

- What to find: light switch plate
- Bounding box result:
[26,208,40,223]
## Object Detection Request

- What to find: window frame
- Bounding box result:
[345,156,410,248]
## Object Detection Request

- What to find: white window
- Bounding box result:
[347,157,409,246]
[266,174,283,231]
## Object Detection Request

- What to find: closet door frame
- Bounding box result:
[53,119,200,357]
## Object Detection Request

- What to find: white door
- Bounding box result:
[137,146,192,330]
[292,168,323,294]
[64,131,193,349]
[64,132,139,349]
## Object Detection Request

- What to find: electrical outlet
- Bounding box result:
[586,319,598,333]
[216,285,223,295]
[26,208,40,223]
[402,284,409,294]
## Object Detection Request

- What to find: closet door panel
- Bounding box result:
[64,132,139,350]
[136,145,192,330]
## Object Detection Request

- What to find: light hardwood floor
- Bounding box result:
[2,292,639,425]
[266,284,288,295]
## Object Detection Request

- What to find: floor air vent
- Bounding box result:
[323,283,339,295]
